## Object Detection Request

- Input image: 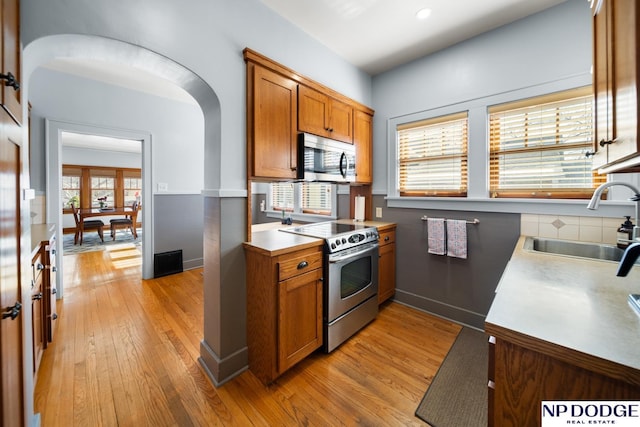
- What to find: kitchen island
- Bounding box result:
[485,235,640,426]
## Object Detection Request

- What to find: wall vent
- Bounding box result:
[154,250,183,278]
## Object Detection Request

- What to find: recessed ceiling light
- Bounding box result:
[415,8,432,20]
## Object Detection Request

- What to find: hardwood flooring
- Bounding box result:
[34,244,461,426]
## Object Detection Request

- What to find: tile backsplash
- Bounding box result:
[521,214,626,245]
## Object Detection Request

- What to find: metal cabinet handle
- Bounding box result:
[0,72,20,91]
[52,313,58,320]
[599,138,618,147]
[2,301,22,320]
[384,236,390,242]
[37,263,45,271]
[297,261,309,270]
[52,288,57,295]
[585,151,596,158]
[32,293,43,301]
[51,266,57,272]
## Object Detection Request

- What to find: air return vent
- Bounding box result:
[154,250,183,278]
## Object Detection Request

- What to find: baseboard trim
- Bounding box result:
[393,289,486,330]
[199,339,248,387]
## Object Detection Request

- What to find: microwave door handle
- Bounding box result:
[339,152,347,178]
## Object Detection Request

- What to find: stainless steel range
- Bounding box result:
[282,221,379,352]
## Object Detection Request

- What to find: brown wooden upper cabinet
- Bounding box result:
[244,48,374,183]
[591,0,640,173]
[298,85,353,144]
[1,0,22,125]
[246,63,298,180]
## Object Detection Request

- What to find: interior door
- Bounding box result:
[0,111,24,427]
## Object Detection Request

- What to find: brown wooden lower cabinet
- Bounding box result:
[245,243,324,384]
[377,225,396,304]
[488,335,640,426]
[30,250,45,381]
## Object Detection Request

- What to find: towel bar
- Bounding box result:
[420,215,479,224]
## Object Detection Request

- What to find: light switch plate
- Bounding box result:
[157,182,169,192]
[376,207,382,218]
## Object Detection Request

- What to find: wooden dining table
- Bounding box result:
[77,206,139,240]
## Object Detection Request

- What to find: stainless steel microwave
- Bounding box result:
[297,133,356,183]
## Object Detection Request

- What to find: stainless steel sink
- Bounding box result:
[523,236,630,262]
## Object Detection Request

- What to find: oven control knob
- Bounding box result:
[342,238,347,244]
[331,242,336,250]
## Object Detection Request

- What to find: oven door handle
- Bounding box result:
[328,243,378,264]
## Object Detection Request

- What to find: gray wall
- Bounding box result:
[153,194,204,270]
[376,196,520,329]
[369,0,593,328]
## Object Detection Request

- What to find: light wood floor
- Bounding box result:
[34,243,462,426]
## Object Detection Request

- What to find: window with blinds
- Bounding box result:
[301,183,332,215]
[270,182,334,216]
[489,87,605,198]
[271,182,294,212]
[397,112,468,197]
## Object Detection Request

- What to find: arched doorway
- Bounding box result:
[24,34,219,285]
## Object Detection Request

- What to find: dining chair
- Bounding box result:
[110,201,139,240]
[71,203,105,245]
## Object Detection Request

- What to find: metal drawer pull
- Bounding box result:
[37,263,45,271]
[52,288,57,295]
[2,301,22,320]
[51,266,57,272]
[384,236,390,242]
[32,293,43,301]
[297,261,308,270]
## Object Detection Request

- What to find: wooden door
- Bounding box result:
[328,99,353,143]
[1,0,21,125]
[250,65,298,179]
[298,85,330,138]
[0,111,24,427]
[353,110,373,183]
[278,268,323,373]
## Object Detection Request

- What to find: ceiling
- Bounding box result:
[258,0,569,75]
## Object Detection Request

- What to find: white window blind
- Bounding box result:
[397,112,468,197]
[301,183,332,215]
[271,182,294,211]
[489,87,605,198]
[270,182,333,217]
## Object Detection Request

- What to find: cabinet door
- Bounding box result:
[298,85,331,137]
[250,65,298,179]
[31,277,44,379]
[353,110,372,183]
[378,236,396,304]
[592,0,639,170]
[591,0,612,169]
[607,0,639,164]
[328,98,353,143]
[1,0,21,125]
[278,268,323,373]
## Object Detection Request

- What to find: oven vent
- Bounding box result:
[154,250,183,278]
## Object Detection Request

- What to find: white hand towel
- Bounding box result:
[427,218,446,255]
[446,219,467,259]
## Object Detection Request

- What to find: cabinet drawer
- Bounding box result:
[278,251,323,281]
[32,252,44,284]
[378,229,395,246]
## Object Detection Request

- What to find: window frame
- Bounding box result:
[385,72,635,218]
[62,164,142,213]
[266,181,338,221]
[396,111,469,197]
[488,86,605,199]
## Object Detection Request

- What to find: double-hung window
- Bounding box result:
[397,112,468,197]
[489,87,605,198]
